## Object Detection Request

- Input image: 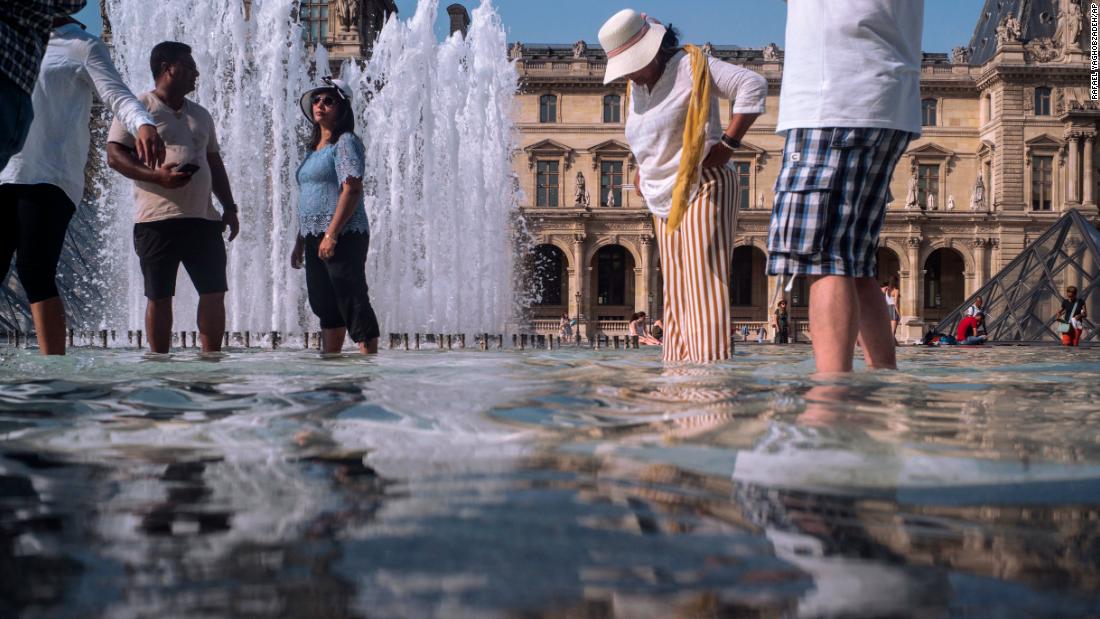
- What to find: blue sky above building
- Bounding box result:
[75,1,983,54]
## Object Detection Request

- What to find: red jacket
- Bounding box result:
[956,316,979,341]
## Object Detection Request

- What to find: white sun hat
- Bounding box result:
[598,9,667,85]
[298,76,354,123]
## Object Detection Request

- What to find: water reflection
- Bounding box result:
[0,346,1098,617]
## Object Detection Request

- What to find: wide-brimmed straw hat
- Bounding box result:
[598,9,667,85]
[298,76,353,123]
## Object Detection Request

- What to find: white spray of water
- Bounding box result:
[98,0,518,336]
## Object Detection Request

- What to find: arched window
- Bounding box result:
[921,98,937,127]
[1034,87,1052,116]
[531,245,566,306]
[602,95,621,123]
[595,246,628,306]
[924,249,966,318]
[539,94,557,123]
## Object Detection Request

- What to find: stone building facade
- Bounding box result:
[514,0,1099,341]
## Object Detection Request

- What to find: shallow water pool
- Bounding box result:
[1,345,1098,618]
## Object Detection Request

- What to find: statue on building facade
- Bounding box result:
[951,46,971,64]
[926,192,936,211]
[757,191,765,210]
[336,0,361,31]
[701,42,714,56]
[1056,0,1084,52]
[572,40,587,59]
[509,42,524,61]
[947,195,956,211]
[996,14,1022,47]
[763,42,781,61]
[905,174,919,210]
[574,171,590,207]
[971,174,985,211]
[605,186,617,208]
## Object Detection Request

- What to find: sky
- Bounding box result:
[75,0,984,54]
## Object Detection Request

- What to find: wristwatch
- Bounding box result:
[719,134,741,150]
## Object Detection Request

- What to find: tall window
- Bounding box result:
[917,164,939,208]
[535,160,559,207]
[921,98,937,127]
[300,0,329,43]
[790,277,809,308]
[734,162,751,209]
[539,94,557,123]
[596,246,627,305]
[1034,87,1052,116]
[600,161,623,207]
[532,245,565,305]
[730,246,755,306]
[602,95,621,123]
[1031,155,1053,211]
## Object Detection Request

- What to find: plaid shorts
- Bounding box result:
[767,128,914,277]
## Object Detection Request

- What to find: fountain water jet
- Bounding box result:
[86,0,517,337]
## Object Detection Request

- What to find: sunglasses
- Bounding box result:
[312,95,338,107]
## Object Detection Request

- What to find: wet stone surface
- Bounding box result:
[0,345,1099,618]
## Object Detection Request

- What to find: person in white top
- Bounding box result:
[767,0,924,373]
[882,282,900,343]
[598,9,766,363]
[0,16,164,355]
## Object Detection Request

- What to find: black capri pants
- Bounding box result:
[0,183,76,304]
[303,231,380,343]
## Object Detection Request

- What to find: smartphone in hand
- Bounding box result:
[177,163,200,175]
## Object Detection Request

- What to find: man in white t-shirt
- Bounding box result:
[767,0,924,373]
[106,41,240,354]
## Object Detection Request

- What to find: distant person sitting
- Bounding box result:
[1055,286,1087,347]
[955,313,987,345]
[965,296,987,334]
[629,312,661,345]
[106,41,240,354]
[650,319,664,343]
[965,296,985,318]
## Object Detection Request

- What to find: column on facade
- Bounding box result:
[571,234,587,334]
[1084,136,1095,206]
[1067,134,1080,204]
[978,239,991,289]
[904,237,922,323]
[637,235,653,317]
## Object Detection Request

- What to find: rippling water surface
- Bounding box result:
[1,345,1098,618]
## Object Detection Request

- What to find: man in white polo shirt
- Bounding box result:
[106,41,240,354]
[767,0,924,373]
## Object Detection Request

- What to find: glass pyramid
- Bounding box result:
[935,209,1100,343]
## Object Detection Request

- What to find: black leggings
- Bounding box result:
[0,183,76,303]
[304,231,380,343]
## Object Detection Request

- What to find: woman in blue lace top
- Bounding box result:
[291,78,379,354]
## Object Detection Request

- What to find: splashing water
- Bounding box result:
[96,0,518,336]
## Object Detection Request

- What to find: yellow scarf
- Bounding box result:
[628,46,712,233]
[667,45,712,232]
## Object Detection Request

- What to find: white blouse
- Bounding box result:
[0,24,154,206]
[625,51,767,218]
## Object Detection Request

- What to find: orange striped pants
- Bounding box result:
[654,165,738,364]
